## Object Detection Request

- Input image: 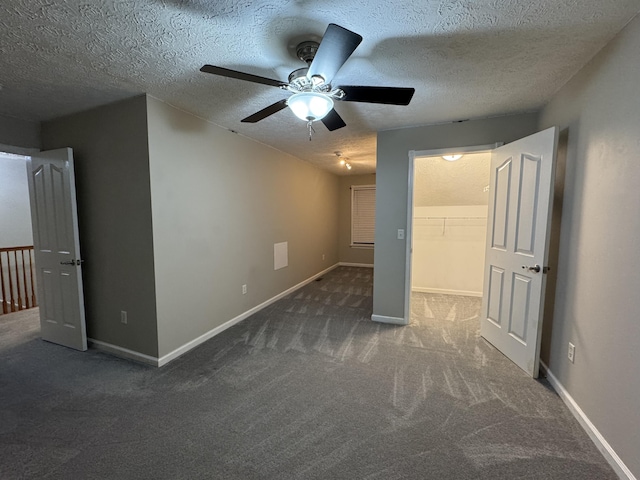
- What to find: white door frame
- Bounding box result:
[405,143,502,324]
[0,144,39,157]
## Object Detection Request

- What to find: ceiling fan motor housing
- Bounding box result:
[288,67,312,87]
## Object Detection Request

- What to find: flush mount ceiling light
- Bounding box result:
[442,154,463,161]
[287,92,334,122]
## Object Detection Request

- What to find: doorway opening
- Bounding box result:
[410,151,490,300]
[1,147,88,351]
[0,152,38,316]
[406,147,494,368]
[405,144,499,324]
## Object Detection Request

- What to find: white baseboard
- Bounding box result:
[371,314,408,325]
[156,263,340,367]
[338,262,374,268]
[88,338,159,367]
[412,287,482,297]
[540,362,636,480]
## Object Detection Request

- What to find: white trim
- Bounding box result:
[410,143,502,159]
[404,152,415,326]
[412,287,482,297]
[339,262,374,268]
[157,263,340,366]
[0,144,39,156]
[371,314,408,325]
[540,362,637,480]
[88,339,159,366]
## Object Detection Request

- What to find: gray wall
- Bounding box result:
[146,97,340,357]
[373,113,539,319]
[338,174,376,266]
[539,14,640,477]
[0,113,41,150]
[41,96,159,357]
[0,154,33,248]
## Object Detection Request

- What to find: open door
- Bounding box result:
[481,127,558,377]
[27,148,87,351]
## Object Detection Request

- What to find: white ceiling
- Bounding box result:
[2,1,639,175]
[414,152,491,207]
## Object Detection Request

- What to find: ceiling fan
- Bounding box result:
[200,23,415,136]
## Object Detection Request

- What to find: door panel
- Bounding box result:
[27,148,87,351]
[491,158,512,250]
[508,273,531,343]
[515,154,541,254]
[486,267,505,327]
[481,127,558,377]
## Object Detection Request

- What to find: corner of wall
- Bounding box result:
[41,96,160,359]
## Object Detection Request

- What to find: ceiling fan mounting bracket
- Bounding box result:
[295,40,319,65]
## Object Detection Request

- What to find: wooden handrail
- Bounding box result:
[0,245,35,252]
[0,246,37,314]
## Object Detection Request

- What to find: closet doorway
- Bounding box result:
[409,151,491,300]
[404,128,558,377]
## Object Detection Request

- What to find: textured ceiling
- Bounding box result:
[414,153,490,207]
[1,0,639,175]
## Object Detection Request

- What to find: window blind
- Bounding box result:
[351,185,376,245]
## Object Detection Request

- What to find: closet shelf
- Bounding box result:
[413,216,486,220]
[413,216,487,235]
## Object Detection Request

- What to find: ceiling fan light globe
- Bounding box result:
[287,92,334,122]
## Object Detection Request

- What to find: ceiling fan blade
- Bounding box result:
[241,99,289,123]
[307,24,362,84]
[321,109,346,131]
[200,65,288,88]
[339,86,415,105]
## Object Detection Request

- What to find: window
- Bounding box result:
[351,185,376,247]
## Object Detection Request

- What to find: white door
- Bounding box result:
[481,127,558,377]
[27,148,87,351]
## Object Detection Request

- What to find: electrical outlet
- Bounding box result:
[242,284,247,295]
[322,254,326,261]
[568,342,575,363]
[120,310,128,325]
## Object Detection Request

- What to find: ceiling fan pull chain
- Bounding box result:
[308,120,315,141]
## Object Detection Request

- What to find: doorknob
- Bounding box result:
[60,259,84,266]
[522,264,541,273]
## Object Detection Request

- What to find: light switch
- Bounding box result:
[397,229,405,240]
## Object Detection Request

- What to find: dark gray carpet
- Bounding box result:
[0,267,615,479]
